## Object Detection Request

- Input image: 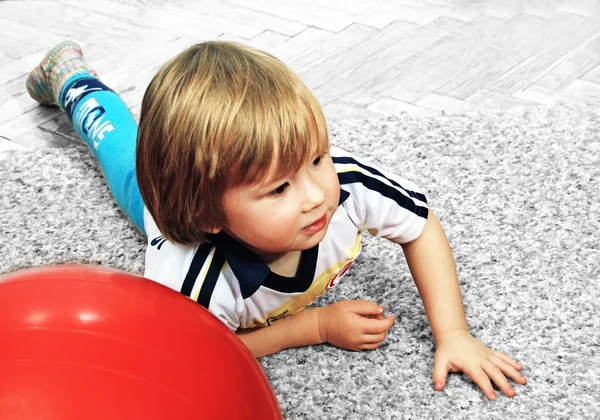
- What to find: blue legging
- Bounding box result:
[60,74,145,234]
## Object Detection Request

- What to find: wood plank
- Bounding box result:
[536,32,600,90]
[562,79,600,103]
[146,0,298,38]
[487,14,600,94]
[222,0,356,32]
[249,30,291,51]
[0,1,132,50]
[384,0,481,22]
[0,137,30,154]
[0,75,27,107]
[439,0,554,20]
[12,125,76,149]
[415,93,488,113]
[269,27,336,63]
[47,0,177,42]
[56,0,205,40]
[365,97,439,117]
[435,14,550,99]
[582,63,600,84]
[323,102,381,120]
[289,23,377,76]
[189,2,308,37]
[216,33,252,46]
[559,1,600,18]
[317,18,462,105]
[0,16,67,49]
[465,89,539,108]
[350,4,439,26]
[0,54,17,69]
[82,40,168,80]
[55,0,222,41]
[0,49,47,90]
[0,34,40,60]
[38,113,80,143]
[301,21,418,93]
[218,30,292,54]
[341,14,505,106]
[513,84,579,105]
[381,14,551,104]
[0,102,62,140]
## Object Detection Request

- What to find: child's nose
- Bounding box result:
[301,177,326,212]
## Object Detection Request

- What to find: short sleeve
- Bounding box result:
[175,246,243,333]
[142,212,242,332]
[332,146,429,244]
[203,274,243,332]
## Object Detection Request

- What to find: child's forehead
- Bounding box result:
[241,140,327,187]
[246,153,289,187]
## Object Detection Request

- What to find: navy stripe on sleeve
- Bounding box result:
[338,171,428,219]
[333,155,427,204]
[197,251,225,309]
[180,242,213,297]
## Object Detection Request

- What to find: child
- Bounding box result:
[27,40,526,400]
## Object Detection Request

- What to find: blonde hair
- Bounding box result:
[136,41,329,245]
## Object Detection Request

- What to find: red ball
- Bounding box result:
[0,265,282,420]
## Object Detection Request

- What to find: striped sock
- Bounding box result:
[26,41,98,110]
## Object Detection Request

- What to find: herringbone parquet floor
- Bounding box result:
[1,0,599,152]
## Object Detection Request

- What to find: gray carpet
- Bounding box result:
[1,101,599,419]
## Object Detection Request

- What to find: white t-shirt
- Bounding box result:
[143,146,428,331]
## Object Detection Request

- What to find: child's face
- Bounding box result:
[219,149,340,258]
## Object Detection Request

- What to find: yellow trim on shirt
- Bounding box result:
[191,249,215,302]
[240,233,362,329]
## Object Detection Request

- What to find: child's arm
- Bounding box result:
[400,209,527,400]
[236,308,322,357]
[237,301,395,357]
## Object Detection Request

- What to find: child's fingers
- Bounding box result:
[361,341,384,350]
[482,361,516,398]
[362,332,387,344]
[491,356,527,385]
[432,354,449,391]
[350,300,386,316]
[360,315,395,334]
[465,367,496,400]
[494,351,523,371]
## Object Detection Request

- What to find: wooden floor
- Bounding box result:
[1,0,600,152]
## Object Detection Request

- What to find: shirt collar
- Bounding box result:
[207,187,351,298]
[339,188,350,205]
[207,232,269,299]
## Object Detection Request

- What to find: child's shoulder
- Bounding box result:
[330,145,376,175]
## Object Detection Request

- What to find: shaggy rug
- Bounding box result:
[1,101,599,419]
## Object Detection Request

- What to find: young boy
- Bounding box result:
[26,41,526,400]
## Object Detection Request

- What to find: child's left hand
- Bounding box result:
[432,329,527,400]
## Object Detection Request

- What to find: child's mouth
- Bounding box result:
[302,214,327,234]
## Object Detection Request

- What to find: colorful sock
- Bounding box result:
[26,41,98,110]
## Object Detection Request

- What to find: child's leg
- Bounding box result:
[26,41,145,234]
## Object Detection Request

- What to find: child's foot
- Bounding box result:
[26,41,98,109]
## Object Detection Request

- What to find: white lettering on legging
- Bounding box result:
[75,97,115,150]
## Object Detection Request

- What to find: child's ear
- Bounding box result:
[207,226,222,234]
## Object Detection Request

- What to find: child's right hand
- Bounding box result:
[318,300,395,351]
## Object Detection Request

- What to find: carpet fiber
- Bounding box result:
[1,102,599,419]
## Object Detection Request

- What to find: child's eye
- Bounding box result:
[269,182,289,196]
[312,155,323,166]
